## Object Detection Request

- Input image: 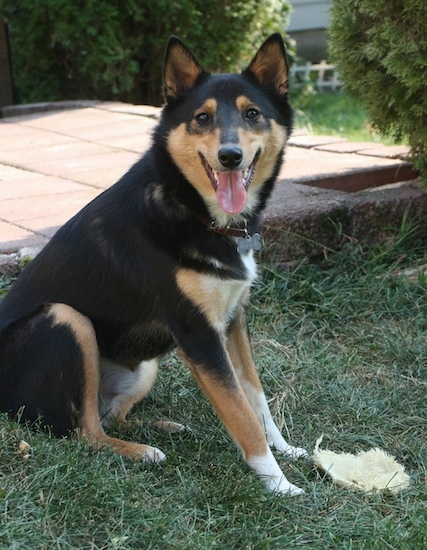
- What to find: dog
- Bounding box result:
[0,34,307,495]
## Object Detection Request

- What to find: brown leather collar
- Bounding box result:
[191,211,249,238]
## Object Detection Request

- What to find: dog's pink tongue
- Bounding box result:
[216,171,247,214]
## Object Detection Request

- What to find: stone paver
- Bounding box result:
[356,144,412,160]
[0,218,49,254]
[279,146,416,191]
[0,175,89,200]
[315,141,384,154]
[1,190,101,224]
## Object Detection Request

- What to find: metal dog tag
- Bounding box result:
[236,233,262,254]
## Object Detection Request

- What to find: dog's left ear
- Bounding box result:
[163,37,206,102]
[243,34,289,96]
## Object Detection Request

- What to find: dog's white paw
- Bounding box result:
[269,439,308,459]
[248,449,305,496]
[273,480,305,497]
[154,420,188,433]
[142,445,167,463]
[101,436,167,463]
[262,418,308,459]
[281,445,309,459]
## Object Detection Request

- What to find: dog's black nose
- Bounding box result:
[218,146,243,169]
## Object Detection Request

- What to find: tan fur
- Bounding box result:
[48,304,163,461]
[191,98,218,131]
[49,303,100,435]
[178,348,268,460]
[243,120,288,188]
[167,123,220,203]
[164,47,203,99]
[155,420,185,433]
[235,95,259,113]
[248,42,289,95]
[176,267,250,332]
[49,304,105,445]
[227,314,263,392]
[114,401,133,424]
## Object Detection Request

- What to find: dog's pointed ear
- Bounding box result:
[243,34,289,96]
[163,37,205,102]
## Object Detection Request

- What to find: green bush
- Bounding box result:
[1,0,292,106]
[328,0,427,179]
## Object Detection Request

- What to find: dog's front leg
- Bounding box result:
[178,347,304,495]
[227,312,308,459]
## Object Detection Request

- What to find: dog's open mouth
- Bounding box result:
[200,151,260,214]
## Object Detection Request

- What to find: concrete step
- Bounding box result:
[264,179,426,262]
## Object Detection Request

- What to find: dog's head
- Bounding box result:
[162,34,292,225]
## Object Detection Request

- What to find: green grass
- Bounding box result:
[1,234,426,549]
[291,90,401,144]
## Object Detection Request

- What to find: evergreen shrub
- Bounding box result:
[328,0,427,179]
[1,0,291,106]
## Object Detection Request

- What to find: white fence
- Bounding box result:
[289,61,342,91]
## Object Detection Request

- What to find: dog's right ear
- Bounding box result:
[163,37,205,102]
[243,33,289,97]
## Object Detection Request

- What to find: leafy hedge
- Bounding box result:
[328,0,427,179]
[2,0,292,106]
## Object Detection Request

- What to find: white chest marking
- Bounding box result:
[176,251,257,333]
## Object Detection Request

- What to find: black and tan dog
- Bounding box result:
[0,34,307,494]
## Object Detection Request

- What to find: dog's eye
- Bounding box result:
[245,108,260,121]
[195,112,210,124]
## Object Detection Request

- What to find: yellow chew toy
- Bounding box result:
[312,435,410,494]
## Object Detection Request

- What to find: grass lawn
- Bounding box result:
[0,230,426,549]
[291,90,399,144]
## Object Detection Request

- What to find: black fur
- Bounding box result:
[0,34,293,437]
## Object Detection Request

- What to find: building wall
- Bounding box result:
[288,0,330,61]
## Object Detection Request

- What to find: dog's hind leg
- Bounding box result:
[227,310,307,459]
[99,359,186,434]
[98,357,159,426]
[0,304,165,463]
[0,303,88,437]
[59,309,165,463]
